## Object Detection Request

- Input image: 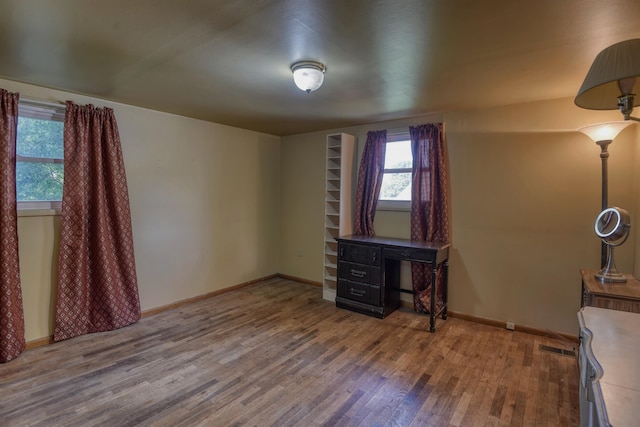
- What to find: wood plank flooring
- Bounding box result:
[0,278,579,426]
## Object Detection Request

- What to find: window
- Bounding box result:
[378,133,412,210]
[16,101,65,210]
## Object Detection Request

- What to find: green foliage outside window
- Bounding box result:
[379,160,412,200]
[16,117,64,201]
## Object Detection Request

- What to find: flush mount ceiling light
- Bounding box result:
[575,39,640,121]
[291,61,325,93]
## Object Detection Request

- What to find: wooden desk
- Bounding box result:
[335,235,450,332]
[580,269,640,313]
[578,307,640,426]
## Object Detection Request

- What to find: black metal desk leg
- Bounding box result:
[442,261,449,320]
[430,265,437,332]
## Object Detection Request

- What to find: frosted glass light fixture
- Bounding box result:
[577,121,633,143]
[291,61,325,93]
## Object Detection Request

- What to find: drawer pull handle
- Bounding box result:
[401,251,411,257]
[350,269,366,278]
[372,252,377,263]
[350,288,366,297]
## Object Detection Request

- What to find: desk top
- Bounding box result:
[581,269,640,301]
[578,307,640,427]
[337,235,450,251]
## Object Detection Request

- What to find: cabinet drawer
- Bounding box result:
[338,262,380,285]
[384,247,435,263]
[591,295,640,313]
[337,279,381,305]
[339,243,380,266]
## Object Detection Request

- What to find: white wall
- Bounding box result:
[280,98,638,336]
[3,78,281,342]
[7,74,640,341]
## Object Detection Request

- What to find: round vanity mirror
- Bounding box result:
[594,207,631,282]
[595,207,631,242]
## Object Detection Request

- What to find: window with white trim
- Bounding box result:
[16,101,65,210]
[378,133,412,210]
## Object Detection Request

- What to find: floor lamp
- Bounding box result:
[574,38,640,274]
[578,121,633,268]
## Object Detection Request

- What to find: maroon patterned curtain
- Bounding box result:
[0,89,26,362]
[353,130,387,236]
[54,102,140,341]
[409,123,450,313]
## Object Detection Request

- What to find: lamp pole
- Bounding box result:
[577,121,634,269]
[597,139,612,269]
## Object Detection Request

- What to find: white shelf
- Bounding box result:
[324,274,337,283]
[325,248,338,257]
[322,133,356,301]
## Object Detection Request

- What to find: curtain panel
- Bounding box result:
[54,102,141,341]
[409,123,450,313]
[0,89,26,362]
[353,130,387,236]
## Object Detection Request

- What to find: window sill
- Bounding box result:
[377,201,411,212]
[18,208,61,217]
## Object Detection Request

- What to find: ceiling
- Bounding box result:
[1,0,640,136]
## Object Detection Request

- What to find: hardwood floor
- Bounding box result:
[0,278,579,426]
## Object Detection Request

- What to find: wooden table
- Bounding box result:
[580,269,640,313]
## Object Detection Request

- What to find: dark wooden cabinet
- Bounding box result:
[337,240,392,317]
[336,235,450,332]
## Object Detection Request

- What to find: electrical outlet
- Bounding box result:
[297,247,303,257]
[506,321,515,331]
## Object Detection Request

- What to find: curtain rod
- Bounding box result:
[387,122,446,135]
[19,97,66,109]
[20,96,114,111]
[387,127,409,135]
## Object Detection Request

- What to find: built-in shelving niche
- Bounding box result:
[322,133,356,301]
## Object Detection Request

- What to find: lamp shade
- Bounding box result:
[575,39,640,110]
[577,121,634,142]
[291,61,325,93]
